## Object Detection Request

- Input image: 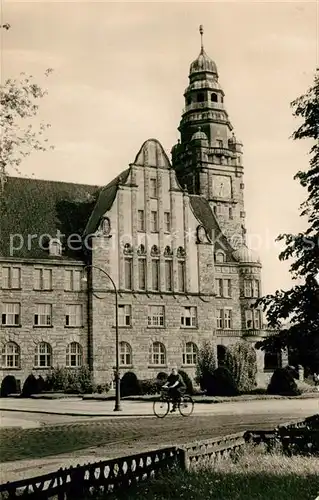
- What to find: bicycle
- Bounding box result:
[153,388,194,418]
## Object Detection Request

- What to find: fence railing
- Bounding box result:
[1,414,318,499]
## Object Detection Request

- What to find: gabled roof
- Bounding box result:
[83,168,131,237]
[0,177,99,261]
[189,195,234,253]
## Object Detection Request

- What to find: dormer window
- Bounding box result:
[100,217,111,236]
[211,93,218,102]
[215,251,226,263]
[49,239,62,257]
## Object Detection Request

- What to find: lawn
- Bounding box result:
[104,447,319,500]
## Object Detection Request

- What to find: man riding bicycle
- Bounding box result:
[162,367,186,412]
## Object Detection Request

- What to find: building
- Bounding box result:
[0,27,279,393]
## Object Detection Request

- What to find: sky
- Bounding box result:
[1,0,318,295]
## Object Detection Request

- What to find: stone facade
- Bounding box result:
[0,29,281,392]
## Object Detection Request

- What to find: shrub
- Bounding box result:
[139,379,160,395]
[0,375,19,397]
[120,371,140,397]
[195,341,216,392]
[45,366,96,394]
[178,370,194,395]
[267,367,301,396]
[224,341,257,393]
[22,374,41,397]
[206,366,238,396]
[96,383,110,394]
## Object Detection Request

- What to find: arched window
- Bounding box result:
[49,239,62,257]
[264,349,282,371]
[1,342,20,368]
[149,342,166,366]
[211,93,218,102]
[217,344,227,366]
[197,92,205,103]
[183,342,198,365]
[120,342,132,366]
[215,251,226,263]
[66,342,83,367]
[34,342,52,368]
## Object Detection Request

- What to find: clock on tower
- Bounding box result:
[212,175,232,199]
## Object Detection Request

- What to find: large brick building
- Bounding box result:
[0,28,277,392]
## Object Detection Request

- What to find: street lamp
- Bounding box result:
[81,264,121,412]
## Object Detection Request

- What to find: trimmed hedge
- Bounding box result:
[267,367,301,396]
[206,366,238,396]
[178,370,194,395]
[45,366,98,394]
[120,371,140,397]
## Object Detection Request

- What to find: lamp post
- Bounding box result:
[82,264,121,412]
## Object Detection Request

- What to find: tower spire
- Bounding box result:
[199,24,204,53]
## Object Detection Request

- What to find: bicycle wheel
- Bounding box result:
[153,398,170,418]
[178,395,194,417]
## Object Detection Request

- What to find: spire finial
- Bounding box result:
[199,25,204,52]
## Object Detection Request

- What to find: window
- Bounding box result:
[181,306,197,328]
[65,270,82,291]
[197,92,205,102]
[137,210,145,232]
[217,139,223,148]
[151,259,159,291]
[118,305,131,327]
[66,342,83,367]
[183,342,198,365]
[264,349,281,371]
[65,304,82,327]
[245,309,253,329]
[177,260,185,292]
[215,278,223,297]
[148,305,164,327]
[164,212,171,233]
[149,342,166,365]
[164,260,173,291]
[1,303,20,326]
[252,280,260,298]
[34,342,52,368]
[224,309,232,329]
[120,342,132,366]
[1,267,21,289]
[34,268,52,290]
[229,207,233,219]
[224,279,231,298]
[138,259,146,290]
[216,308,232,329]
[34,304,52,326]
[215,251,226,263]
[150,178,158,198]
[150,211,158,232]
[211,93,218,102]
[244,280,253,297]
[254,310,261,329]
[217,345,227,366]
[124,258,132,290]
[1,342,20,368]
[216,309,223,329]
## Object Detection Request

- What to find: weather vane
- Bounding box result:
[199,25,204,51]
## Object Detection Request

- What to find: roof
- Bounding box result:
[0,177,99,261]
[83,168,131,237]
[189,195,234,253]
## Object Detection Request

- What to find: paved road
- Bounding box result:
[0,398,318,483]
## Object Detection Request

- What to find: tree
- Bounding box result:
[224,341,257,393]
[195,341,216,391]
[0,25,53,186]
[255,69,319,373]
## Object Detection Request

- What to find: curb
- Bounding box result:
[0,408,154,418]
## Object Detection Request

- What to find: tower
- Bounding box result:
[172,26,246,247]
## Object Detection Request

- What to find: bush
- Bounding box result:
[96,383,110,394]
[1,375,19,397]
[195,341,216,392]
[22,374,41,397]
[267,367,301,396]
[178,370,194,395]
[139,379,161,395]
[206,367,238,396]
[120,371,140,397]
[45,366,96,394]
[224,341,257,393]
[156,372,168,382]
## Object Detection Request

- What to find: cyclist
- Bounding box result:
[162,367,186,412]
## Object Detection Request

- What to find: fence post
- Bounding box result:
[178,448,190,471]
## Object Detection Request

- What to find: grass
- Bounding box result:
[103,446,319,500]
